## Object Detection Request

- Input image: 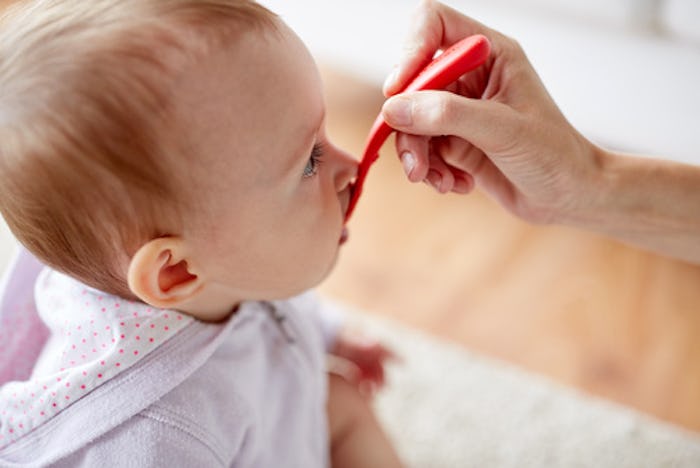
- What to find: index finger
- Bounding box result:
[383,0,497,96]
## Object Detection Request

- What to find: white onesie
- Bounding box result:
[0,248,343,467]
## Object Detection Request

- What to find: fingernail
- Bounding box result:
[383,67,398,92]
[383,96,413,127]
[426,170,442,192]
[400,151,415,176]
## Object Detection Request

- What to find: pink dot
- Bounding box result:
[115,363,121,367]
[65,396,70,400]
[97,374,103,378]
[133,350,139,356]
[65,382,70,388]
[40,411,45,416]
[149,338,154,343]
[133,312,138,317]
[135,336,140,341]
[52,403,57,407]
[177,315,182,320]
[9,429,13,434]
[135,323,140,328]
[115,303,120,308]
[164,326,169,331]
[164,314,169,319]
[101,308,106,313]
[80,385,86,390]
[150,324,155,329]
[119,349,124,354]
[56,377,61,382]
[82,371,87,376]
[100,361,105,366]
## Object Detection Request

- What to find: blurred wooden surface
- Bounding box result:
[318,66,700,433]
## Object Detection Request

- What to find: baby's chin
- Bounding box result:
[304,248,344,292]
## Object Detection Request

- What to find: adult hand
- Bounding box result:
[381,0,601,225]
[381,1,700,264]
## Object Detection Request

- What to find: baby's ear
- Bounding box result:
[127,237,204,309]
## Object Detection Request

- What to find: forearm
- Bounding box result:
[568,147,700,264]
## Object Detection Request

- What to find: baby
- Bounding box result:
[0,0,402,466]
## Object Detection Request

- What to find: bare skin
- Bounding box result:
[382,0,700,264]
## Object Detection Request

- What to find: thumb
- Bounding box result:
[381,91,518,155]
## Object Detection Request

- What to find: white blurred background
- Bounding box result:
[260,0,700,166]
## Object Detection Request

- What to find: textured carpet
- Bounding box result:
[345,307,700,468]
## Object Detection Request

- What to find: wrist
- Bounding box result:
[552,141,611,228]
[558,146,700,263]
[559,145,636,231]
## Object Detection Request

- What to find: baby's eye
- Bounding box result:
[303,142,324,178]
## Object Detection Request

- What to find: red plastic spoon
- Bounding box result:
[344,34,491,221]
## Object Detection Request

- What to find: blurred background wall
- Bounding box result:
[260,0,700,166]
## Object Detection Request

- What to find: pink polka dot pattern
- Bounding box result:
[0,269,193,448]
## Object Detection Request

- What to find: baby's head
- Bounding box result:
[0,0,356,320]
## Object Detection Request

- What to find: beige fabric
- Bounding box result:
[340,306,700,468]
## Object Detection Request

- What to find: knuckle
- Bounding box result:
[502,35,525,58]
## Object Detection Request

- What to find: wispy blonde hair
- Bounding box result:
[0,0,277,298]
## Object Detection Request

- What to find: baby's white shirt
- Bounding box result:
[0,268,193,445]
[0,249,342,467]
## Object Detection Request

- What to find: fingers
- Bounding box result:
[383,0,496,96]
[396,133,476,194]
[383,90,520,156]
[396,133,430,182]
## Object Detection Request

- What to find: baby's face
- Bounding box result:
[172,20,356,302]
